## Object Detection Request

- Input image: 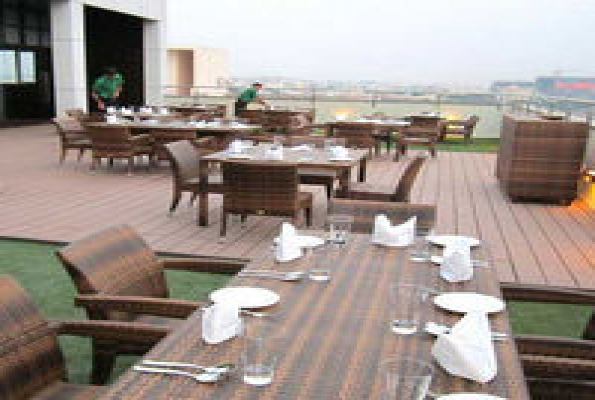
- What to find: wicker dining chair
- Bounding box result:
[288,135,347,199]
[439,115,479,143]
[501,283,595,400]
[328,198,436,235]
[327,122,379,156]
[337,155,426,202]
[164,139,223,213]
[220,161,313,236]
[398,116,441,158]
[55,225,246,384]
[52,117,91,164]
[0,275,168,394]
[150,130,198,161]
[86,126,156,174]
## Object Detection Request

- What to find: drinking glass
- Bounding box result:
[409,229,432,263]
[272,135,284,148]
[380,357,433,400]
[388,284,426,335]
[324,138,336,152]
[242,321,279,387]
[326,214,353,246]
[304,245,331,282]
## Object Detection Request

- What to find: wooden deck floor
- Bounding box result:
[1,124,594,289]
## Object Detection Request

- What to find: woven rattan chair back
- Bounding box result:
[164,140,201,183]
[87,126,136,158]
[393,155,427,202]
[56,225,168,320]
[153,131,196,160]
[329,198,436,234]
[222,161,299,216]
[0,276,66,398]
[53,116,84,134]
[329,122,377,150]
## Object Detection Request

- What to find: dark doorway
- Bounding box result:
[84,6,144,109]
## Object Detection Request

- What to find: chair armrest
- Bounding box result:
[131,134,153,143]
[501,283,595,305]
[515,334,595,359]
[51,320,169,345]
[75,294,202,318]
[161,256,247,274]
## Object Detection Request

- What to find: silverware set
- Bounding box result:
[237,270,305,282]
[134,360,236,383]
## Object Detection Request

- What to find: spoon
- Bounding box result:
[425,322,509,341]
[134,365,227,383]
[141,360,236,375]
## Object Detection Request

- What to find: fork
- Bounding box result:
[133,365,222,383]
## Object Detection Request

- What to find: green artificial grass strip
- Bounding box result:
[0,239,231,384]
[508,301,593,338]
[435,137,500,153]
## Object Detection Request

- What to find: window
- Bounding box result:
[19,51,34,83]
[0,50,17,83]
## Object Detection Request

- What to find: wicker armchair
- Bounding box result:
[337,155,426,202]
[288,136,347,199]
[52,117,91,164]
[327,122,379,156]
[86,126,155,174]
[55,225,246,383]
[164,139,223,213]
[150,130,197,161]
[439,115,479,143]
[328,198,436,234]
[0,275,168,394]
[501,283,595,400]
[398,116,441,158]
[220,161,313,236]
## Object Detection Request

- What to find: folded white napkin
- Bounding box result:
[439,245,473,283]
[292,144,313,151]
[432,311,497,383]
[120,108,133,115]
[265,146,284,160]
[371,215,416,247]
[106,106,116,114]
[329,146,349,159]
[228,140,245,154]
[106,115,118,124]
[201,302,242,345]
[159,107,169,115]
[140,107,152,114]
[275,223,302,262]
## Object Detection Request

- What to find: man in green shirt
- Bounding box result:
[91,67,124,111]
[234,82,267,116]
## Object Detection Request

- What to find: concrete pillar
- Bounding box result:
[51,0,87,115]
[144,18,166,106]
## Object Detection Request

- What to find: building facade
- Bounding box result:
[167,46,230,97]
[0,0,167,125]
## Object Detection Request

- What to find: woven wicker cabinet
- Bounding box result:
[496,114,589,204]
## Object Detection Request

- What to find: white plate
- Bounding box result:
[209,287,280,309]
[427,235,480,248]
[433,292,505,314]
[438,394,506,400]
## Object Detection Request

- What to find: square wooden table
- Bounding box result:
[197,144,369,226]
[99,233,530,399]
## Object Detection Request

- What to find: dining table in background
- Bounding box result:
[197,144,369,226]
[99,233,530,399]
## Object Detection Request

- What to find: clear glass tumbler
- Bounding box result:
[327,214,354,247]
[388,284,426,335]
[380,357,433,400]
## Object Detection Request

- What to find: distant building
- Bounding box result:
[167,46,230,97]
[535,76,595,100]
[0,0,167,125]
[490,81,534,95]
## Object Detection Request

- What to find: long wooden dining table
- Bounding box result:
[100,233,530,399]
[197,144,369,226]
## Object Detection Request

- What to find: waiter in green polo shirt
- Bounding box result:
[91,67,124,111]
[234,82,268,116]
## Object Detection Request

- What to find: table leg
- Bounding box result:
[358,157,367,182]
[338,168,350,197]
[198,160,209,226]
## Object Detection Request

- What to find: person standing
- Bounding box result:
[91,67,124,111]
[234,82,267,116]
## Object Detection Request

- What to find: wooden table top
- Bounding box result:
[202,144,369,169]
[87,121,261,133]
[100,233,530,400]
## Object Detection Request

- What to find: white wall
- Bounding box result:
[51,0,166,114]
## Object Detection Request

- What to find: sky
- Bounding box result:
[167,0,594,86]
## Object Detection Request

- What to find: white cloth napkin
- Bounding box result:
[106,106,116,114]
[159,107,169,115]
[201,302,242,345]
[265,146,284,160]
[140,107,152,114]
[228,140,245,154]
[439,245,473,283]
[292,144,313,151]
[431,311,497,383]
[120,108,132,115]
[106,115,118,124]
[371,215,416,247]
[329,146,349,159]
[275,223,302,262]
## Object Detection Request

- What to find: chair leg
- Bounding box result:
[77,148,85,161]
[220,212,228,237]
[59,147,66,164]
[189,192,198,206]
[127,157,134,175]
[429,143,436,157]
[170,190,182,214]
[304,207,312,226]
[91,342,116,385]
[108,158,114,167]
[325,183,332,199]
[91,156,98,170]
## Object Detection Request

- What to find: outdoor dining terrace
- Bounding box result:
[0,116,594,399]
